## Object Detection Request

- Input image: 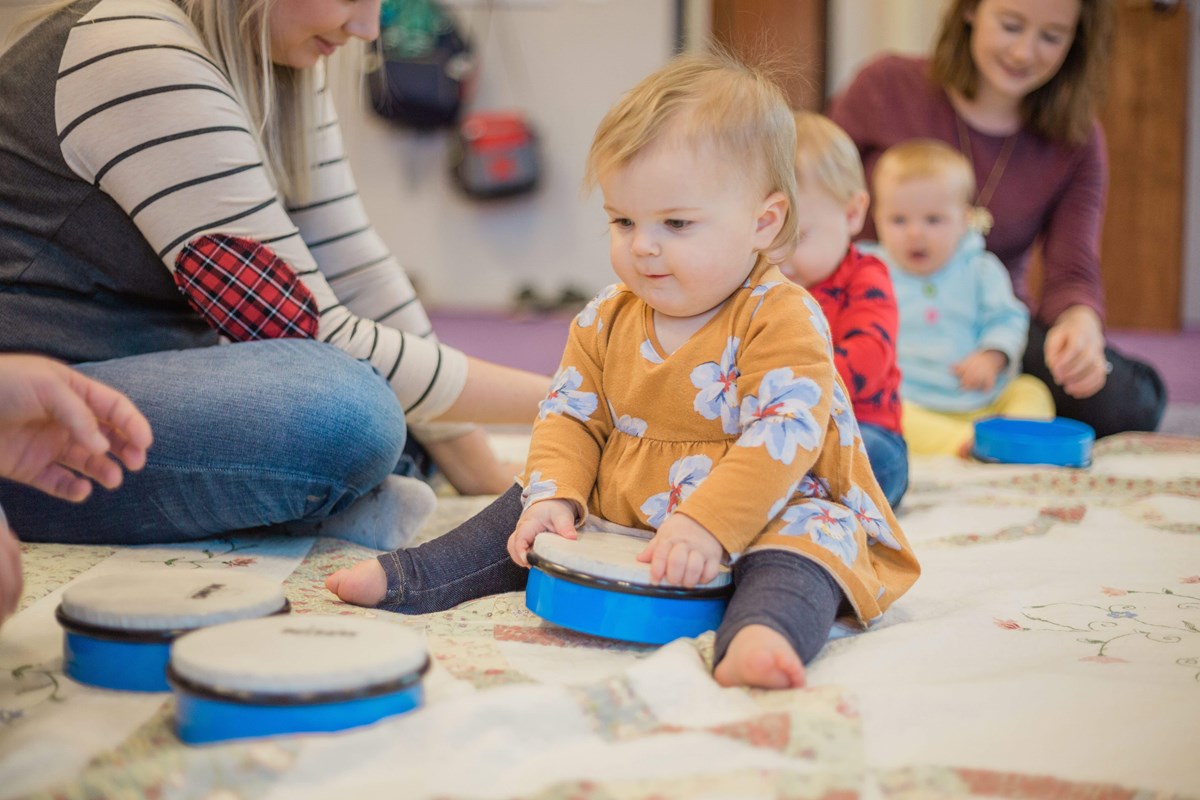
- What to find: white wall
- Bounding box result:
[334,0,675,310]
[826,0,945,96]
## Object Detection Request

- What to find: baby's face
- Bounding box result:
[599,138,779,322]
[781,183,854,288]
[874,176,970,277]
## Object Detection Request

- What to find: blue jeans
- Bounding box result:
[860,422,908,510]
[0,340,407,544]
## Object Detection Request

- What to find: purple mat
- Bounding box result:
[428,310,1200,406]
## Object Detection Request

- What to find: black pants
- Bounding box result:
[377,485,842,668]
[1022,321,1167,438]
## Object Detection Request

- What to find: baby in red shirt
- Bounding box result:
[780,112,907,509]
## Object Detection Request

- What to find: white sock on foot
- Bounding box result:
[295,475,437,550]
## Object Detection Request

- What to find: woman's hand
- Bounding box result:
[424,427,522,496]
[637,514,725,588]
[1044,306,1108,399]
[0,355,153,502]
[507,498,577,567]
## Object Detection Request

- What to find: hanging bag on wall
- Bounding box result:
[444,2,540,199]
[448,111,539,199]
[367,0,474,130]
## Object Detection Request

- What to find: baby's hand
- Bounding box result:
[507,498,577,568]
[637,514,725,588]
[953,350,1007,392]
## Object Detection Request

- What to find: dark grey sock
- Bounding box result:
[376,483,527,614]
[713,549,842,668]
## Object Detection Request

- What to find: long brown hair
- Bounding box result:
[929,0,1114,145]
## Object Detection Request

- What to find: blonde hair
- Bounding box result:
[873,139,976,206]
[584,50,799,259]
[181,0,321,201]
[792,111,866,205]
[929,0,1114,145]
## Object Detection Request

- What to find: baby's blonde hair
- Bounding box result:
[872,139,975,206]
[792,111,866,205]
[584,50,799,258]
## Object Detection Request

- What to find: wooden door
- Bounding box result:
[710,0,827,111]
[1097,0,1191,330]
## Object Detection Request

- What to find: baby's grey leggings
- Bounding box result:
[376,484,843,669]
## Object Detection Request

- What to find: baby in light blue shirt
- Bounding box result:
[861,139,1053,456]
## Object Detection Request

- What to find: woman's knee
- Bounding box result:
[270,343,407,496]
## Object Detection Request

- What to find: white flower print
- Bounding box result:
[804,294,834,358]
[779,501,859,567]
[797,472,831,500]
[768,481,800,521]
[830,381,860,449]
[576,284,620,329]
[690,336,741,434]
[539,366,598,422]
[639,339,665,364]
[750,281,782,317]
[640,454,712,529]
[521,471,558,509]
[737,368,823,464]
[608,400,647,437]
[841,485,901,550]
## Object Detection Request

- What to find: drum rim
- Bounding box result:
[55,600,291,643]
[526,551,732,599]
[165,654,430,706]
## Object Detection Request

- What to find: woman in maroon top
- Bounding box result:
[829,0,1165,438]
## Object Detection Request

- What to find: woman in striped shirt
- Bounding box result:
[0,0,550,548]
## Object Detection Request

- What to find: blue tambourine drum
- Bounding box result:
[168,615,429,745]
[525,529,733,646]
[56,571,289,693]
[973,416,1096,468]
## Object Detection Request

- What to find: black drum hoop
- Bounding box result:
[55,600,291,644]
[166,654,430,706]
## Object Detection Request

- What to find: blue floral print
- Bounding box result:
[639,339,664,364]
[608,400,647,437]
[804,295,834,358]
[640,454,713,529]
[830,381,860,449]
[841,485,901,550]
[780,500,859,567]
[577,284,620,330]
[737,368,823,464]
[798,472,831,500]
[691,337,741,434]
[521,471,558,509]
[750,281,782,316]
[539,366,598,422]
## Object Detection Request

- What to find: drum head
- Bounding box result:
[530,530,731,590]
[170,615,428,697]
[60,571,287,632]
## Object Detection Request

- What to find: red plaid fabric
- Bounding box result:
[174,234,318,342]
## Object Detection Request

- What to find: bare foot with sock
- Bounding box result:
[291,475,437,551]
[713,624,807,689]
[325,558,387,606]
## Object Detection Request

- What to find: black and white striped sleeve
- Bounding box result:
[53,0,467,424]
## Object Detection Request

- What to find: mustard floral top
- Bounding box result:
[520,260,920,624]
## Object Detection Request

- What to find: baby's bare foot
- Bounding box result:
[713,624,807,689]
[325,558,387,607]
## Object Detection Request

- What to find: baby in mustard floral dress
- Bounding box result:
[328,51,920,689]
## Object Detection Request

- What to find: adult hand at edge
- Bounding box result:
[0,355,153,502]
[1044,306,1108,400]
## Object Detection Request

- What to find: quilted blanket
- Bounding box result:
[1,433,1198,799]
